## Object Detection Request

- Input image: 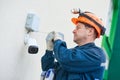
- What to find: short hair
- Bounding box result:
[80,22,98,38]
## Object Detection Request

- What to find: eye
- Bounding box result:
[76,25,81,30]
[76,26,79,30]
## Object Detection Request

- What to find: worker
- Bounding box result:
[41,9,106,80]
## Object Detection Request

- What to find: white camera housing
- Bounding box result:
[25,13,40,32]
[24,34,39,54]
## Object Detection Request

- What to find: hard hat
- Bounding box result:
[71,9,106,38]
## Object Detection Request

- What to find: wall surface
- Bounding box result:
[0,0,109,80]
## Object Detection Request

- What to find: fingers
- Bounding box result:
[54,32,64,41]
[46,31,64,42]
[46,31,55,41]
[46,31,55,51]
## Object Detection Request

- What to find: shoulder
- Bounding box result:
[74,43,106,59]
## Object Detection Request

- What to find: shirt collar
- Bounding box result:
[76,42,95,49]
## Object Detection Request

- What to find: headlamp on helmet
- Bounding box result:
[71,8,106,38]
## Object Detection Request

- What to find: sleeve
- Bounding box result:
[41,50,55,71]
[53,40,104,73]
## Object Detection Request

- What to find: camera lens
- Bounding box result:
[28,45,39,54]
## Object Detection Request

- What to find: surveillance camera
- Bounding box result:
[28,45,39,54]
[25,36,39,54]
[27,38,38,54]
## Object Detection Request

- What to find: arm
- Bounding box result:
[41,31,64,71]
[53,40,105,73]
[41,50,55,71]
[41,31,55,71]
[41,50,60,71]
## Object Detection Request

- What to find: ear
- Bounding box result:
[87,28,94,36]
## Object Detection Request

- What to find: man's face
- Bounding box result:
[72,22,89,44]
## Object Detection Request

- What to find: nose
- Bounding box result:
[73,28,76,34]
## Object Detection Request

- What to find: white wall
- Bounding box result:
[0,0,109,80]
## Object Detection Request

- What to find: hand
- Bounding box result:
[54,32,64,41]
[46,31,54,51]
